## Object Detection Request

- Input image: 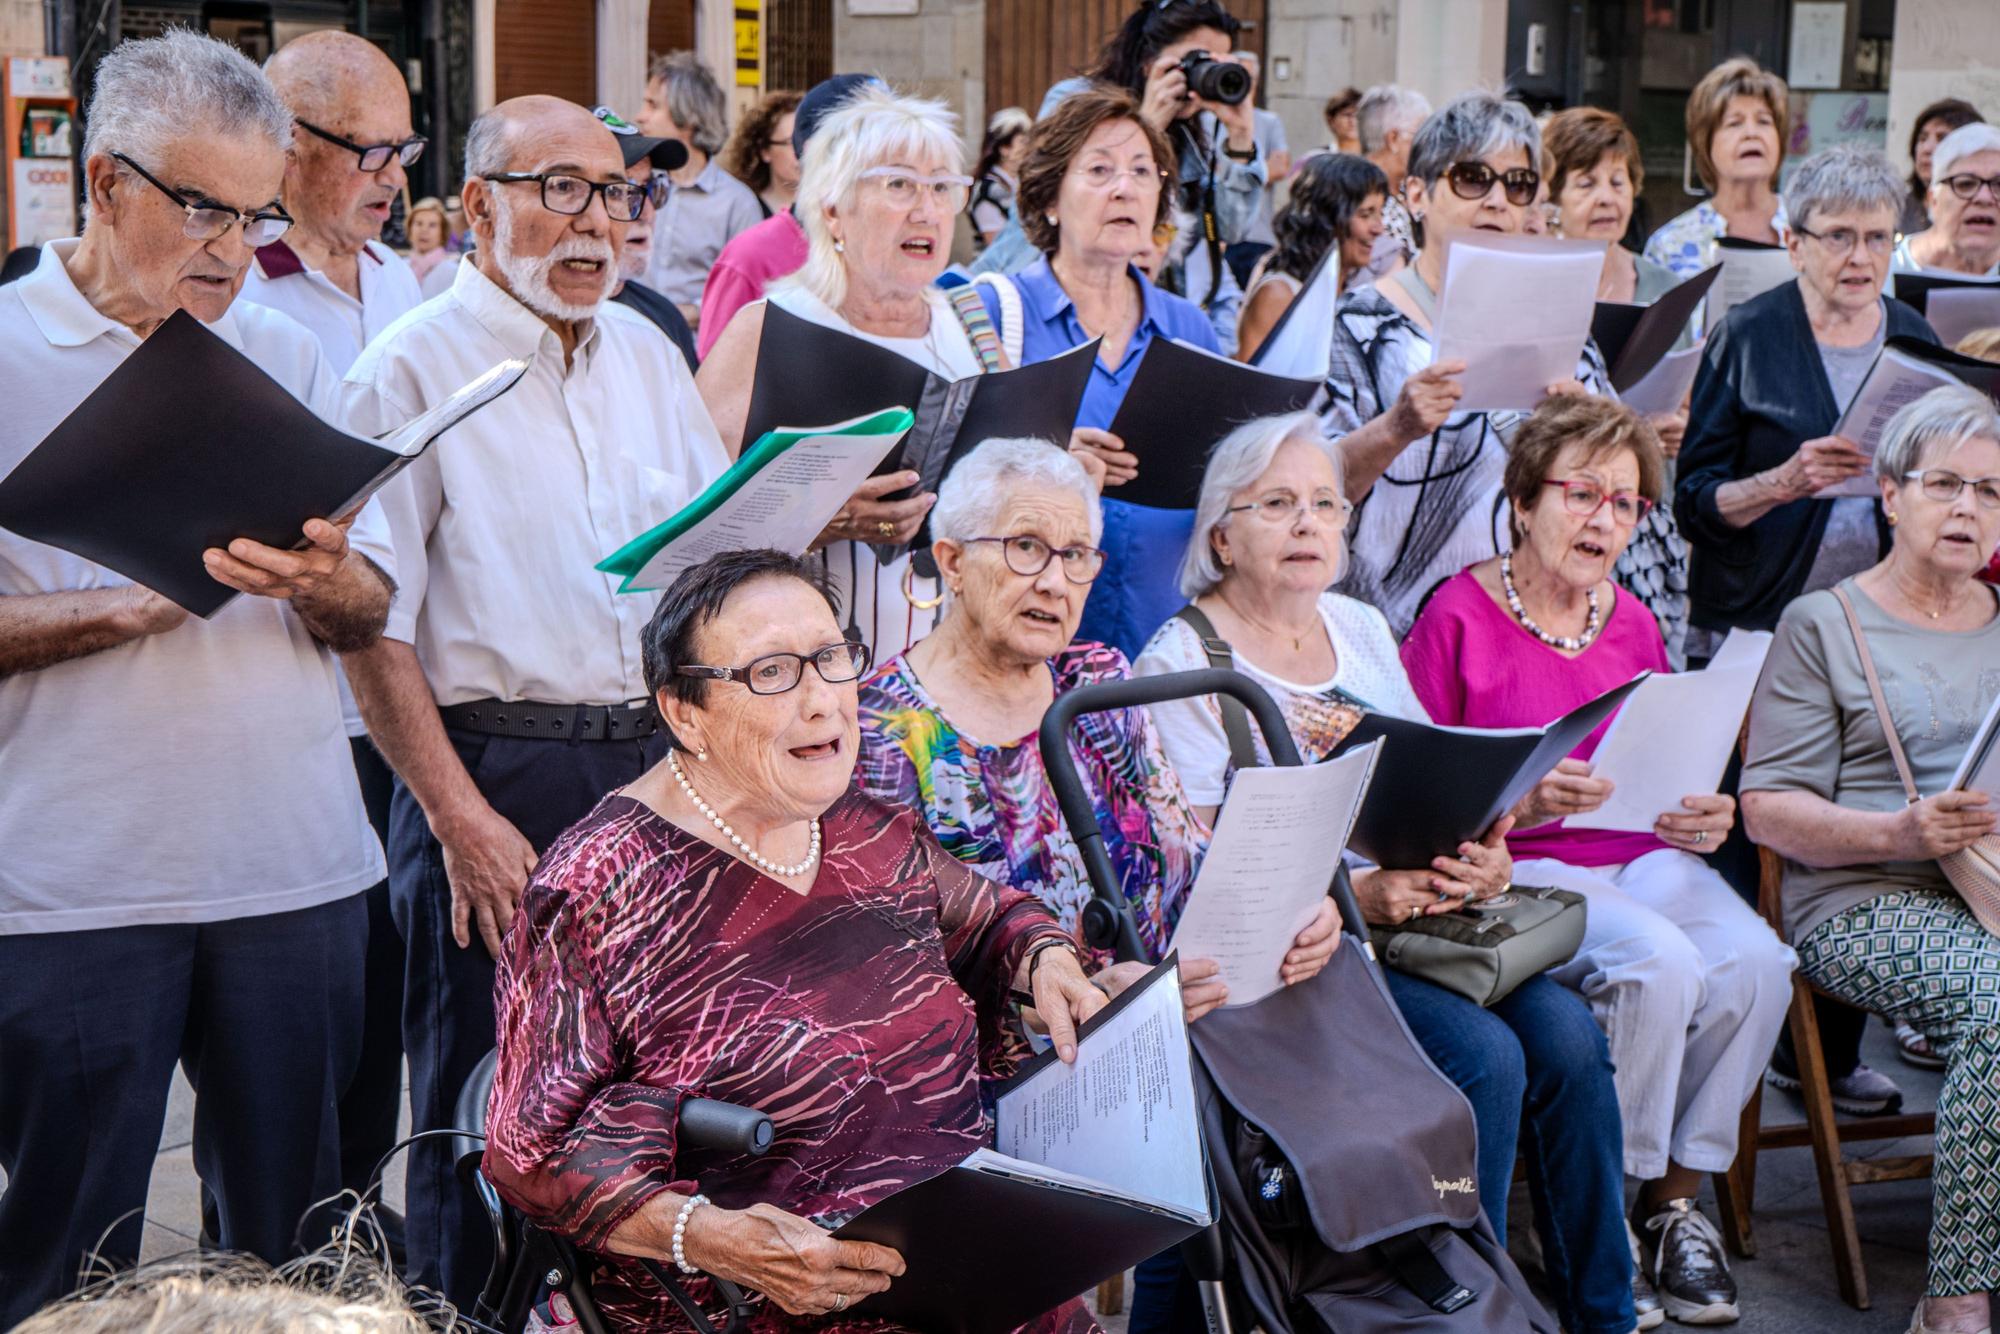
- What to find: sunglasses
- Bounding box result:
[1445,161,1540,207]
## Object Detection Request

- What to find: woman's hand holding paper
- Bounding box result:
[1512,758,1614,829]
[1386,359,1467,444]
[1067,427,1136,488]
[1095,957,1230,1023]
[1654,792,1735,855]
[1429,817,1515,899]
[815,471,935,548]
[1278,898,1342,987]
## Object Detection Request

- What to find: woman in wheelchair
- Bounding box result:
[481,549,1107,1332]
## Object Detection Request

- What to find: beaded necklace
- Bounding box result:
[668,749,821,879]
[1500,553,1601,652]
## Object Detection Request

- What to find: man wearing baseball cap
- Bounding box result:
[593,106,698,370]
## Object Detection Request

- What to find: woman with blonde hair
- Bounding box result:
[403,195,451,285]
[1644,57,1791,279]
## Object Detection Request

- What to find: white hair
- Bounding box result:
[931,438,1102,548]
[1179,412,1344,600]
[83,28,292,217]
[1875,383,2000,482]
[1356,85,1432,156]
[1933,122,2000,190]
[1782,142,1905,235]
[462,106,515,180]
[784,83,964,310]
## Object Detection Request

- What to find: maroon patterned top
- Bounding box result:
[484,787,1099,1333]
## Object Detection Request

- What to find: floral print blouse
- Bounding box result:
[1641,197,1791,282]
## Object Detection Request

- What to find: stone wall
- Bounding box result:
[1887,0,2000,174]
[1261,0,1398,168]
[831,0,984,138]
[0,0,45,58]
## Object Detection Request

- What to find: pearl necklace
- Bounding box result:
[1501,554,1601,652]
[667,749,820,879]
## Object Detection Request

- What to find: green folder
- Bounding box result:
[596,407,915,590]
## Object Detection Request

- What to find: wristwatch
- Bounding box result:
[1223,143,1256,162]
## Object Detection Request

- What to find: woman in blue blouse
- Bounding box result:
[977,85,1221,659]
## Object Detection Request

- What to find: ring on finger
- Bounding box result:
[833,1293,849,1312]
[1692,830,1708,845]
[876,520,896,540]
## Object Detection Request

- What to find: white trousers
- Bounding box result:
[1517,849,1797,1179]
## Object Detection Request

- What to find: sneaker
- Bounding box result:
[1627,1220,1666,1330]
[1766,1051,1905,1116]
[1894,1020,1947,1071]
[1633,1198,1739,1325]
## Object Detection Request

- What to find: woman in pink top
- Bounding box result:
[1402,396,1795,1327]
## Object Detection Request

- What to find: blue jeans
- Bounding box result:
[1386,970,1635,1334]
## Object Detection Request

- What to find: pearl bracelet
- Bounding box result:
[672,1193,709,1274]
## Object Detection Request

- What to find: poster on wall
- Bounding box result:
[1788,2,1847,91]
[11,158,77,249]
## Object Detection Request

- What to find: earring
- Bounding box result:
[1887,511,1898,526]
[1046,214,1058,226]
[833,239,845,253]
[697,750,709,762]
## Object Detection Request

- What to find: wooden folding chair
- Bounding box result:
[1710,844,1935,1309]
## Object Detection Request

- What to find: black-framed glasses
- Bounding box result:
[1792,223,1894,256]
[484,172,648,221]
[1941,173,2000,202]
[965,535,1106,584]
[110,153,293,246]
[295,119,427,173]
[1226,493,1353,526]
[1541,478,1653,525]
[1446,161,1540,207]
[675,641,874,695]
[1906,469,2000,509]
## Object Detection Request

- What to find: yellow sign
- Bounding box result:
[734,5,760,88]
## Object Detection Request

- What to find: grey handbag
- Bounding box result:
[1368,886,1588,1007]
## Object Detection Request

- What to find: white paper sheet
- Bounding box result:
[1167,742,1379,1007]
[1566,630,1774,833]
[992,963,1208,1222]
[626,426,906,589]
[1925,285,2000,348]
[1820,344,1966,497]
[1433,235,1605,411]
[1621,343,1704,417]
[1707,246,1795,328]
[1949,693,2000,804]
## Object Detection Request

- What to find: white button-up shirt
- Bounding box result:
[342,258,730,707]
[0,240,387,934]
[240,236,426,734]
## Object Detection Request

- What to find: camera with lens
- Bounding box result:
[1177,50,1251,106]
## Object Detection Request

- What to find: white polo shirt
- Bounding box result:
[240,237,427,736]
[342,258,730,708]
[0,241,388,935]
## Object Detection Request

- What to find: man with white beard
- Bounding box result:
[339,94,728,1306]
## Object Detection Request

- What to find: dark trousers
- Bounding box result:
[0,896,366,1328]
[391,728,669,1309]
[344,736,404,1198]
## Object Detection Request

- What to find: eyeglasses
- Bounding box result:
[630,174,671,209]
[1940,173,2000,202]
[1445,161,1540,207]
[965,534,1107,584]
[1792,223,1894,256]
[857,166,973,212]
[111,153,294,246]
[1541,478,1653,525]
[1070,162,1169,192]
[294,119,427,173]
[675,641,874,695]
[484,172,647,221]
[1905,469,2000,508]
[1225,493,1353,526]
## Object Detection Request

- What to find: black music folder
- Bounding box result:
[1591,262,1720,392]
[1106,337,1322,511]
[742,303,1096,557]
[834,959,1208,1334]
[1328,676,1646,870]
[0,310,526,617]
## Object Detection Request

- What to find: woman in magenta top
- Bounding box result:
[1401,397,1794,1326]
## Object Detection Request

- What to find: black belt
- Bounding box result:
[438,697,659,741]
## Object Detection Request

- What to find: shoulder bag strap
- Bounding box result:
[969,272,1025,368]
[1174,604,1261,773]
[1832,585,1921,805]
[944,284,1007,373]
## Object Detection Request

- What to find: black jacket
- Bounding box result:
[1673,280,1936,633]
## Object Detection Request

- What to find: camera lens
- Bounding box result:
[1181,52,1251,106]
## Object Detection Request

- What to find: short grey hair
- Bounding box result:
[1876,383,2000,482]
[931,438,1102,547]
[1180,412,1343,600]
[646,51,729,156]
[463,106,513,179]
[1356,85,1432,156]
[1933,122,2000,189]
[83,27,292,213]
[1405,90,1541,190]
[1781,142,1905,236]
[785,83,963,310]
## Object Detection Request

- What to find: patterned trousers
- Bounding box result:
[1796,888,2000,1296]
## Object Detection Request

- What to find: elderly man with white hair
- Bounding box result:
[1894,121,2000,279]
[1357,83,1432,268]
[340,93,728,1306]
[0,30,392,1323]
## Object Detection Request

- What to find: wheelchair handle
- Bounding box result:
[679,1098,775,1156]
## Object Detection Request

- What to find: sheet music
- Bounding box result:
[1169,743,1378,1006]
[1708,244,1794,327]
[992,962,1207,1222]
[1822,344,1965,497]
[1433,235,1605,411]
[1568,630,1773,833]
[1621,343,1704,417]
[1949,693,2000,803]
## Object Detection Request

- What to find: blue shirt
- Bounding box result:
[979,258,1220,657]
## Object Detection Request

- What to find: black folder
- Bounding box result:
[742,304,1097,558]
[1890,269,2000,318]
[833,958,1207,1334]
[0,310,526,618]
[1329,676,1646,870]
[1590,263,1720,392]
[1105,338,1323,511]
